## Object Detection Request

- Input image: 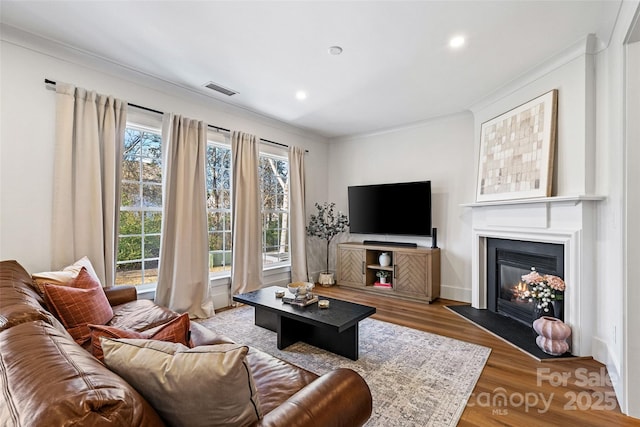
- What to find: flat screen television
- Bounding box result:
[348,181,432,236]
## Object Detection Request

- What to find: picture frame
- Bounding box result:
[476,89,558,202]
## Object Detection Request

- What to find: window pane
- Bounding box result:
[209,232,220,251]
[223,212,232,230]
[143,183,162,207]
[144,212,162,233]
[221,149,231,168]
[259,154,289,266]
[143,260,159,283]
[118,236,142,262]
[124,129,143,156]
[141,134,162,159]
[206,142,232,275]
[116,261,142,286]
[144,235,161,258]
[121,183,141,207]
[221,189,231,209]
[118,126,162,287]
[119,211,141,235]
[142,158,162,183]
[208,212,223,232]
[122,157,140,181]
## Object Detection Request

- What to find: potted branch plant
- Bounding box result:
[306,202,349,286]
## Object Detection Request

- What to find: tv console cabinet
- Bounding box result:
[336,242,440,303]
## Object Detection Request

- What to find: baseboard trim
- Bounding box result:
[440,285,471,303]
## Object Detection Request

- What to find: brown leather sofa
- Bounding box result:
[0,260,372,426]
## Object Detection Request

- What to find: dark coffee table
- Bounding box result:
[233,286,376,360]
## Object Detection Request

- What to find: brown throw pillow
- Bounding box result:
[89,313,191,361]
[43,267,114,345]
[101,339,262,427]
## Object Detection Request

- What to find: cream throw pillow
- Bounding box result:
[101,338,261,427]
[32,256,101,294]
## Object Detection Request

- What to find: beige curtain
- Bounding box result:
[231,131,263,294]
[288,146,308,282]
[52,83,126,287]
[155,114,214,318]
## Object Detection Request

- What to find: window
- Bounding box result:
[206,143,232,275]
[115,122,290,285]
[260,154,290,267]
[116,126,162,286]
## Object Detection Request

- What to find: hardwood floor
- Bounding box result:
[312,286,640,427]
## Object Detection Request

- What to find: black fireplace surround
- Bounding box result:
[487,238,564,326]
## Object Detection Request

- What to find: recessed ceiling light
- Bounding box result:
[296,90,307,100]
[328,46,343,55]
[449,35,465,49]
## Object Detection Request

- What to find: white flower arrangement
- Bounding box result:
[520,267,566,313]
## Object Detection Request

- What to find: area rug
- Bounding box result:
[197,306,491,427]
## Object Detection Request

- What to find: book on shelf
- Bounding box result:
[282,295,319,307]
[373,282,392,288]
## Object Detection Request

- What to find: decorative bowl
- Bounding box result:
[287,282,314,297]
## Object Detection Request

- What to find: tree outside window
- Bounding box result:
[116,129,291,285]
[260,155,289,266]
[116,127,162,286]
[206,143,232,274]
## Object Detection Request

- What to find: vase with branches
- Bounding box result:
[306,202,349,281]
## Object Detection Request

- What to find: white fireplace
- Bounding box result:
[465,196,603,357]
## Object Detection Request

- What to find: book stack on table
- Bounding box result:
[282,295,319,307]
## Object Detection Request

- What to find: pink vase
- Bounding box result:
[536,336,569,356]
[533,316,571,356]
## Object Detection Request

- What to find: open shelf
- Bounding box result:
[367,264,393,271]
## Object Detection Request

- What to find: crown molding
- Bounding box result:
[0,23,328,144]
[468,34,599,114]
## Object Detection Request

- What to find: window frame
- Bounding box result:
[259,151,291,270]
[116,121,163,292]
[206,138,233,278]
[115,114,293,289]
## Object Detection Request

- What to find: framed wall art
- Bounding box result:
[476,89,558,202]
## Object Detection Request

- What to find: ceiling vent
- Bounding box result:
[203,81,238,96]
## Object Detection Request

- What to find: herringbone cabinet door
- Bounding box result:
[337,247,365,286]
[394,252,427,296]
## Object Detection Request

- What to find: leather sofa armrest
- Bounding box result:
[103,285,137,306]
[256,368,372,427]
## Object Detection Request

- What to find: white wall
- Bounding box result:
[470,37,596,198]
[624,37,640,418]
[464,3,639,415]
[0,28,330,275]
[327,113,475,302]
[594,0,640,416]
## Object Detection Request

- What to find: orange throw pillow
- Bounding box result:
[43,267,114,345]
[89,313,191,361]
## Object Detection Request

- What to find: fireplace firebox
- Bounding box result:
[487,238,564,326]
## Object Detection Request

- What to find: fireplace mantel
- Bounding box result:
[464,195,604,357]
[461,195,605,208]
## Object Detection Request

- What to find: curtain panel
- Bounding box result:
[155,114,214,318]
[288,146,308,282]
[231,131,263,294]
[52,83,126,287]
